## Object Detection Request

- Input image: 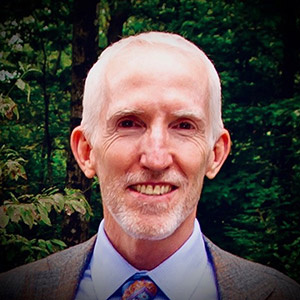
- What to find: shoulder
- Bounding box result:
[204,237,300,300]
[0,235,97,300]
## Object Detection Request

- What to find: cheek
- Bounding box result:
[98,139,139,176]
[175,142,210,179]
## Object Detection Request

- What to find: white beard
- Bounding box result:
[100,170,203,240]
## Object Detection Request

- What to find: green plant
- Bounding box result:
[0,188,92,271]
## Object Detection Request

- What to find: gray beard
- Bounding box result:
[100,170,203,240]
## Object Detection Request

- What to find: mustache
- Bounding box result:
[123,169,188,187]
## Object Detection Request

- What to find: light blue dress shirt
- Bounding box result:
[75,219,218,300]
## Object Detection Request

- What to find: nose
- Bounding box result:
[139,126,173,172]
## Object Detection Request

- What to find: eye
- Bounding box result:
[117,119,142,129]
[173,121,195,130]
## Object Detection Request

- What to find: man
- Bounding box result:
[0,32,299,300]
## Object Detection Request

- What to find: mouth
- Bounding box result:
[129,183,177,196]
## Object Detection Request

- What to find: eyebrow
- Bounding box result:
[171,109,207,124]
[107,109,144,121]
[106,108,207,126]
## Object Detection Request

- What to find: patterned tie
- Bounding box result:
[121,273,158,300]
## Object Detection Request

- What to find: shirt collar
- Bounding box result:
[90,219,208,300]
[90,220,138,300]
[148,220,208,300]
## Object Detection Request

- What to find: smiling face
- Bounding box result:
[72,41,230,242]
[86,45,217,240]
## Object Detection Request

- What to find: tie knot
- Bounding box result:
[121,274,157,300]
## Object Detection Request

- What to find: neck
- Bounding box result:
[103,212,196,270]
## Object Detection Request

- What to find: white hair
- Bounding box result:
[81,31,224,147]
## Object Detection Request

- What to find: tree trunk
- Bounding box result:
[279,0,300,98]
[41,41,52,186]
[64,0,99,246]
[107,0,130,44]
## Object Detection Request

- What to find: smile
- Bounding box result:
[130,184,175,195]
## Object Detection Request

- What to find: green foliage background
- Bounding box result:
[1,0,299,282]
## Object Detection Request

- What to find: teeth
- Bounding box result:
[153,185,161,195]
[132,184,172,195]
[146,185,153,194]
[140,185,146,194]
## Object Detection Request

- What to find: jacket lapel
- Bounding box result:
[54,235,97,300]
[204,236,274,300]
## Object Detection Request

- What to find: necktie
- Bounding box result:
[121,273,158,300]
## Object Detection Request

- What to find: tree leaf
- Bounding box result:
[0,207,9,228]
[0,94,18,120]
[15,78,26,91]
[51,239,67,248]
[20,207,34,229]
[37,204,51,226]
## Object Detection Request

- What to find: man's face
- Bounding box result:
[90,45,214,240]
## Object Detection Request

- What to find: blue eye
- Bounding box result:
[119,120,135,128]
[118,119,142,129]
[173,121,194,130]
[179,122,193,129]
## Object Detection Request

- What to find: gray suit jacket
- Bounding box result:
[0,235,299,300]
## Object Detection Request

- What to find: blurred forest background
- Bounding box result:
[0,0,299,282]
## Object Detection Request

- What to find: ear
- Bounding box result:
[70,126,96,178]
[206,129,231,179]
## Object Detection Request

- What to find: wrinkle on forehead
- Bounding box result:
[101,43,211,126]
[106,43,208,90]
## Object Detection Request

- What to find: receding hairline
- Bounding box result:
[81,31,223,146]
[91,32,214,110]
[101,32,213,77]
[104,41,210,96]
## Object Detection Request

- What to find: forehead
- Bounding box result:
[102,44,209,116]
[107,43,206,84]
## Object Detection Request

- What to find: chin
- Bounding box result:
[113,207,191,241]
[123,223,176,241]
